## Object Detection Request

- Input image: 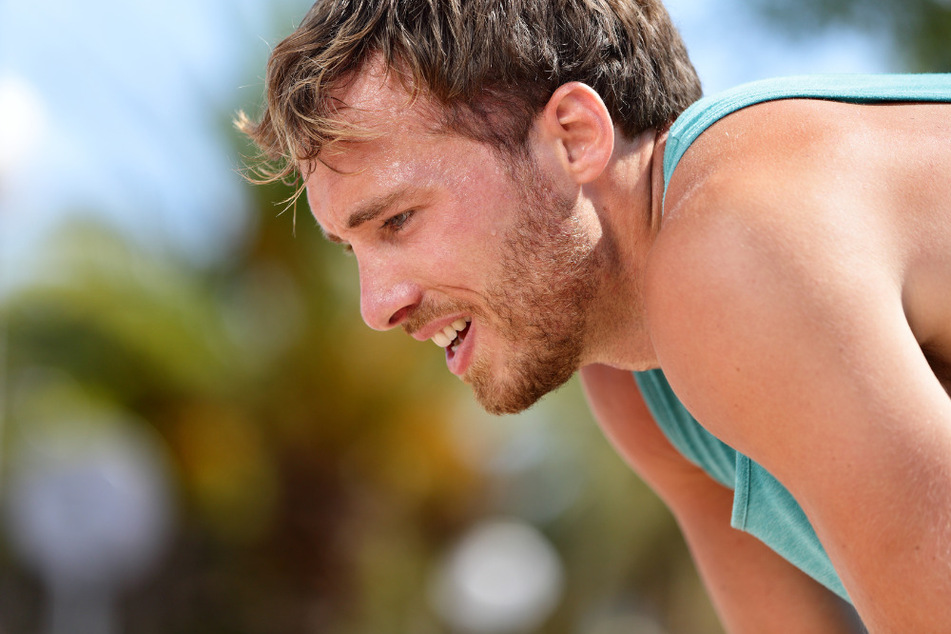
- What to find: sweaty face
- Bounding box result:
[306,65,609,416]
[404,157,601,415]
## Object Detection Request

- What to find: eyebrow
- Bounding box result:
[347,189,407,229]
[321,186,420,243]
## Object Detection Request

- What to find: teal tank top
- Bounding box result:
[637,73,951,603]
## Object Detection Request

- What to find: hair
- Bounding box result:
[236,0,702,185]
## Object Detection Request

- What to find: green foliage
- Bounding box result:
[0,187,719,632]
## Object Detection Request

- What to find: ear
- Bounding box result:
[537,82,615,184]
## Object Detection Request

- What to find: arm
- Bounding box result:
[646,178,951,632]
[581,365,863,633]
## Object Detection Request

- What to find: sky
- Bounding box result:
[0,0,892,295]
[0,0,315,290]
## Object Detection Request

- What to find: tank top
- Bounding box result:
[637,73,951,603]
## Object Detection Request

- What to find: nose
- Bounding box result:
[357,255,421,331]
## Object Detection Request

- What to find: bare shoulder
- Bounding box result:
[646,99,944,448]
[642,94,951,624]
[648,97,951,436]
[664,97,951,241]
[654,100,890,298]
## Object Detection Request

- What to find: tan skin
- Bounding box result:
[646,99,951,632]
[308,65,951,632]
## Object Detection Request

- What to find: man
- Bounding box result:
[238,1,951,631]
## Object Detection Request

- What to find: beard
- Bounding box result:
[408,157,606,415]
[474,178,601,415]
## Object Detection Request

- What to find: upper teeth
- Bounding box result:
[432,318,470,348]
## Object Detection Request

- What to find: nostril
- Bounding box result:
[359,275,421,331]
[388,305,414,327]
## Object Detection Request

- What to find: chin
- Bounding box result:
[470,363,577,416]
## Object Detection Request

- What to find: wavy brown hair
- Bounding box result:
[236,0,701,185]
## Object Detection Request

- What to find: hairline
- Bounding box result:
[301,59,541,188]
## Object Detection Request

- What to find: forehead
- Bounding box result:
[303,65,476,232]
[322,60,444,158]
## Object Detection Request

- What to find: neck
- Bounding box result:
[580,128,668,371]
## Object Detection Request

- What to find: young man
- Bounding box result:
[238,1,951,631]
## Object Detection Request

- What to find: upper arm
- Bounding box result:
[581,365,865,634]
[580,364,731,503]
[646,185,951,630]
[580,364,698,490]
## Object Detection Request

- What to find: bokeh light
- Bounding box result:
[429,519,564,634]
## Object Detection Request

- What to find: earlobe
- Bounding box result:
[540,82,615,183]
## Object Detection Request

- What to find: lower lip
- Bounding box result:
[446,322,474,377]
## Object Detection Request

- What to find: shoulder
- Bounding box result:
[644,90,951,627]
[665,97,874,216]
[654,96,900,289]
[644,99,905,454]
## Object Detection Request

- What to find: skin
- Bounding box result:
[646,99,951,632]
[305,60,951,632]
[306,62,657,413]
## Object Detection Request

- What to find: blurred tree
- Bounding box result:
[0,1,755,629]
[0,203,486,633]
[747,0,951,71]
[0,194,717,633]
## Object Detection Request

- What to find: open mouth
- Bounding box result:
[446,320,471,360]
[431,317,471,359]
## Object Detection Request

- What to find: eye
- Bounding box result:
[382,209,414,233]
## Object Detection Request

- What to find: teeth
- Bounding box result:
[432,317,470,348]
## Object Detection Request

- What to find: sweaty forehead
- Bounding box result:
[304,64,451,217]
[304,120,461,237]
[327,59,446,147]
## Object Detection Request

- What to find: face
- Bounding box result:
[306,69,607,414]
[411,158,603,414]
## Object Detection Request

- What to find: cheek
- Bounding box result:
[419,235,485,288]
[419,150,520,284]
[431,201,514,283]
[447,167,519,235]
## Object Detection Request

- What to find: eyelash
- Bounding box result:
[382,210,414,233]
[336,209,414,254]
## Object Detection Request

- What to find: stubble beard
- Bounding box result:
[400,156,606,415]
[467,164,602,415]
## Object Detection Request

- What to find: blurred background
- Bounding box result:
[0,0,947,632]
